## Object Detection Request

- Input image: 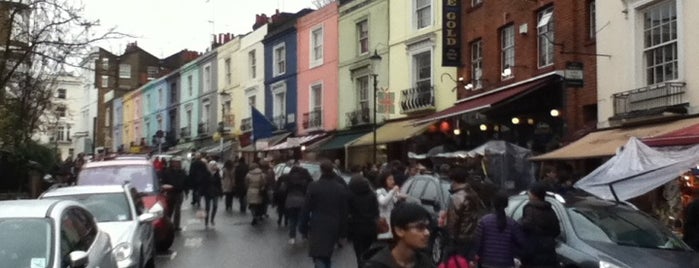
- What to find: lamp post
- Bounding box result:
[369,49,382,165]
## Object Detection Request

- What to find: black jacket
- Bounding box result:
[187,159,209,191]
[200,171,223,198]
[284,169,312,209]
[520,200,560,266]
[300,174,349,258]
[233,162,249,193]
[363,246,435,268]
[348,176,379,239]
[162,167,187,192]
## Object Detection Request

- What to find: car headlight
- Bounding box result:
[599,260,622,268]
[113,242,133,261]
[149,201,164,216]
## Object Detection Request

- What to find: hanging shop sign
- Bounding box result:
[565,61,584,88]
[442,0,462,67]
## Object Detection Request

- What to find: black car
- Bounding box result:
[400,175,452,264]
[506,192,699,268]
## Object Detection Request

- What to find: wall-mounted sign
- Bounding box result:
[442,0,462,67]
[565,61,584,88]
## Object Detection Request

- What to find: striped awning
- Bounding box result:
[264,133,326,151]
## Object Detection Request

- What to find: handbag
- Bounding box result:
[438,254,469,268]
[377,217,390,234]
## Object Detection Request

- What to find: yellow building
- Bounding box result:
[122,89,137,149]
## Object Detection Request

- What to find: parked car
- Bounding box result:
[273,161,350,184]
[76,159,175,252]
[40,184,157,268]
[506,192,699,268]
[0,199,118,268]
[400,174,452,264]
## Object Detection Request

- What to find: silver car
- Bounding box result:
[0,199,117,268]
[41,185,157,268]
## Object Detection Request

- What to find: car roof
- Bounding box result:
[83,159,152,168]
[0,199,63,218]
[41,185,127,198]
[511,192,634,210]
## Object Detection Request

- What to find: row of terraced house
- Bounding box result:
[68,0,699,170]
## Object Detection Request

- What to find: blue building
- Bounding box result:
[263,9,313,133]
[195,50,218,140]
[179,61,200,141]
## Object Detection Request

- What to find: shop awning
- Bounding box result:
[414,73,559,124]
[531,117,699,160]
[642,123,699,147]
[349,120,431,147]
[239,132,291,152]
[265,133,326,151]
[316,131,370,151]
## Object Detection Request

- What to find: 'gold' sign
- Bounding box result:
[442,0,462,67]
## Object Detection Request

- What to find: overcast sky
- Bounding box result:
[83,0,314,57]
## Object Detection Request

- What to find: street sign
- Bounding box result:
[565,61,584,88]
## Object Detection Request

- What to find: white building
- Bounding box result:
[34,74,85,160]
[597,0,696,128]
[73,51,99,155]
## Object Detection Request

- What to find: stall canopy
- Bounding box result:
[575,137,699,201]
[531,117,699,160]
[239,132,291,152]
[349,120,431,147]
[642,123,699,147]
[316,131,369,151]
[265,133,326,151]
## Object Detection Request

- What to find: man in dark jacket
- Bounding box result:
[300,160,349,268]
[348,175,379,266]
[683,193,699,250]
[187,153,209,207]
[520,182,560,268]
[162,157,187,231]
[363,202,435,268]
[233,157,249,213]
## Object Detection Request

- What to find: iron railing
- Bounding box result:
[400,85,435,113]
[272,115,286,130]
[345,107,371,127]
[612,82,687,116]
[303,109,323,129]
[180,126,191,138]
[241,117,252,132]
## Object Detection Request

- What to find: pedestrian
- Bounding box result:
[246,163,267,225]
[519,182,560,268]
[188,153,209,207]
[473,191,526,268]
[363,202,435,268]
[347,174,379,266]
[161,157,187,231]
[285,166,312,244]
[274,168,290,227]
[200,160,223,228]
[222,159,236,211]
[390,160,408,187]
[234,157,249,213]
[375,171,405,242]
[260,159,276,218]
[684,192,699,250]
[299,160,349,268]
[438,164,451,181]
[445,166,485,260]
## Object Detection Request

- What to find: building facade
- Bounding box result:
[178,62,200,143]
[35,74,84,160]
[216,34,240,134]
[233,23,269,142]
[195,50,219,140]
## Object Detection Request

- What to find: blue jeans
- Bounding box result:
[286,207,300,239]
[313,257,331,268]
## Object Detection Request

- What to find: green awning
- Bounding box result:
[317,132,369,151]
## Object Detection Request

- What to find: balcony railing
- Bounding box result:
[272,115,286,130]
[180,126,191,138]
[198,122,209,136]
[400,85,435,114]
[612,82,687,116]
[241,117,252,132]
[303,109,323,129]
[224,114,235,128]
[345,107,371,127]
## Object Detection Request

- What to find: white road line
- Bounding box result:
[169,250,178,260]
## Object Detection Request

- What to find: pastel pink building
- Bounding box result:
[296,2,339,135]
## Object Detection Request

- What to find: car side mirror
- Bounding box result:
[138,212,158,223]
[68,250,88,268]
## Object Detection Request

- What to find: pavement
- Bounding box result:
[155,197,357,268]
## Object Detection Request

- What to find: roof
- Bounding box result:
[41,185,126,198]
[0,199,61,218]
[83,159,152,168]
[511,192,635,209]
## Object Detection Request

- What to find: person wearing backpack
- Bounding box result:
[445,167,485,261]
[473,191,526,268]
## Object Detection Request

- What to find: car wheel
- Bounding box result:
[155,217,175,252]
[430,231,444,264]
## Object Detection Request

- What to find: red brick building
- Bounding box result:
[422,0,598,153]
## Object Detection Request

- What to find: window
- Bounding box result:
[57,126,65,141]
[186,109,192,129]
[537,7,555,67]
[415,0,432,29]
[249,50,257,79]
[119,64,131,78]
[414,51,431,88]
[187,75,193,96]
[472,0,482,6]
[643,0,677,85]
[471,40,483,89]
[101,75,109,88]
[57,88,66,99]
[311,83,322,111]
[147,66,159,80]
[56,106,66,117]
[105,107,110,127]
[158,88,163,107]
[225,58,232,85]
[101,58,109,70]
[202,101,210,126]
[311,27,324,66]
[146,94,151,109]
[157,118,162,130]
[248,95,256,108]
[589,1,596,39]
[273,44,286,76]
[272,83,286,117]
[357,76,369,110]
[170,82,177,103]
[225,101,231,114]
[501,25,515,79]
[203,65,212,92]
[357,20,369,54]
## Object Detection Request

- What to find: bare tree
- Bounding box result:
[311,0,336,9]
[0,0,124,148]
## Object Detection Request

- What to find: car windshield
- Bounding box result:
[78,165,159,193]
[0,218,52,267]
[49,193,132,222]
[569,206,689,251]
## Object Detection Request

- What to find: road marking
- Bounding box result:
[184,237,203,248]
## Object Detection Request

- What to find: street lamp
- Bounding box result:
[369,49,382,164]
